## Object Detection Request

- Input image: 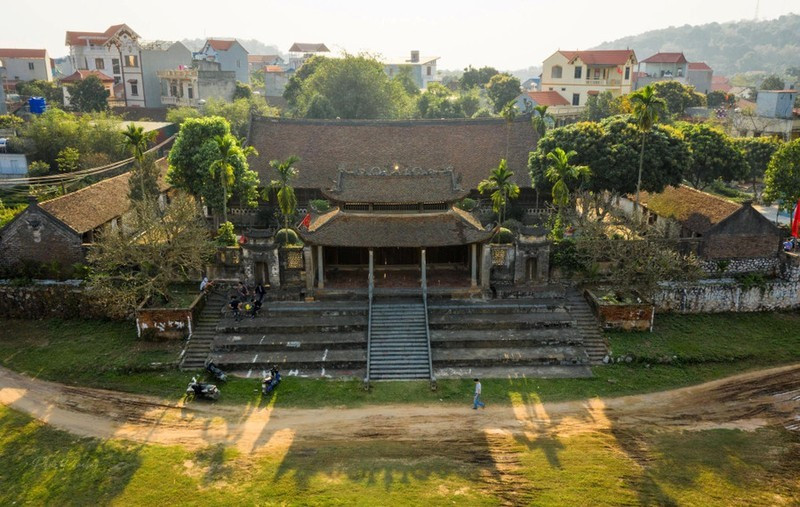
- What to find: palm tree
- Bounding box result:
[209,135,257,224]
[545,148,590,212]
[122,123,157,202]
[531,104,554,138]
[477,159,520,225]
[630,85,667,209]
[501,103,517,159]
[269,156,301,237]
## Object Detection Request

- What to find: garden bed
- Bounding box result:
[586,288,654,332]
[135,284,206,340]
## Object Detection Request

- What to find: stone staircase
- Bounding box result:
[566,289,609,364]
[180,291,226,370]
[368,299,432,381]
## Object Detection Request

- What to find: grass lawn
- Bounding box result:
[1,311,799,408]
[1,404,798,505]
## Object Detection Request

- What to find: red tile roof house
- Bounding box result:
[512,90,582,126]
[0,48,52,89]
[540,49,637,107]
[60,69,115,106]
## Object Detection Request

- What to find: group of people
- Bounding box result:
[229,281,266,321]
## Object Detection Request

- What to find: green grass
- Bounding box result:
[1,312,800,409]
[1,404,798,505]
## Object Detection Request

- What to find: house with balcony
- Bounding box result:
[540,49,636,107]
[383,51,440,89]
[194,39,249,84]
[65,24,144,107]
[287,42,330,70]
[157,60,236,108]
[0,49,53,89]
[140,41,193,108]
[635,52,688,90]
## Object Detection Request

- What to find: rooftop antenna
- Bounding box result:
[754,0,760,21]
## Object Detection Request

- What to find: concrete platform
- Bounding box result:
[434,365,592,379]
[432,346,590,366]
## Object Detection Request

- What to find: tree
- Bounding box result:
[760,74,785,91]
[630,85,667,208]
[733,136,782,199]
[393,66,420,96]
[233,82,253,100]
[706,91,734,108]
[581,91,618,121]
[416,83,464,119]
[544,148,590,213]
[167,116,260,218]
[763,139,800,211]
[55,147,80,173]
[69,76,109,112]
[477,159,520,225]
[165,106,201,125]
[121,123,159,203]
[283,55,327,107]
[459,65,499,90]
[203,95,278,138]
[651,80,705,116]
[486,73,521,113]
[15,80,63,105]
[456,88,481,117]
[531,104,554,138]
[268,156,301,236]
[678,122,748,190]
[87,193,215,318]
[209,134,258,224]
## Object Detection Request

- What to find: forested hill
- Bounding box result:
[592,14,800,76]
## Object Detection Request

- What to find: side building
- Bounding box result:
[541,49,637,107]
[0,49,52,88]
[194,39,249,84]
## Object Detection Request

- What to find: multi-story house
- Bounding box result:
[140,41,193,108]
[540,49,637,107]
[687,62,713,94]
[248,54,284,73]
[635,52,714,95]
[0,49,52,88]
[157,60,237,108]
[383,50,439,89]
[65,24,144,107]
[287,42,330,70]
[194,39,249,84]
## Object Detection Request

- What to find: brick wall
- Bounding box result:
[701,234,781,259]
[0,206,84,269]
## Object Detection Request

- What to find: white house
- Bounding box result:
[540,49,637,107]
[383,50,439,89]
[287,42,330,70]
[65,24,144,107]
[0,49,52,86]
[194,39,249,85]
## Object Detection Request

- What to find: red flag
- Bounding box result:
[791,199,800,239]
[300,213,311,229]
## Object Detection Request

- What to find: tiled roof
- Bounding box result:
[642,52,687,64]
[206,39,236,51]
[322,169,468,204]
[289,43,330,53]
[559,49,636,65]
[638,185,740,234]
[299,207,492,247]
[60,69,114,82]
[38,159,171,234]
[65,24,131,46]
[0,48,47,59]
[264,65,284,73]
[688,62,712,71]
[248,117,538,191]
[248,54,281,63]
[526,91,569,106]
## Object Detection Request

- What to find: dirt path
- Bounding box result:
[1,365,798,454]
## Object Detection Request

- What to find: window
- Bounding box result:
[574,66,582,79]
[236,59,241,68]
[551,65,562,79]
[561,87,566,91]
[170,81,178,97]
[572,93,580,106]
[28,62,34,70]
[130,82,138,96]
[124,55,138,68]
[187,85,194,99]
[95,58,105,70]
[114,77,120,84]
[112,58,120,75]
[624,66,630,80]
[426,66,431,76]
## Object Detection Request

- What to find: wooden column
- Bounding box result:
[317,245,324,289]
[420,248,427,289]
[470,243,477,287]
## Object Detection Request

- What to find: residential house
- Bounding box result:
[521,77,541,91]
[65,24,144,107]
[0,49,52,89]
[140,41,193,108]
[287,42,329,70]
[194,39,249,84]
[511,90,582,126]
[0,160,171,269]
[60,69,116,107]
[619,185,782,261]
[263,65,289,97]
[0,62,6,114]
[248,54,284,73]
[383,51,439,89]
[635,52,688,90]
[540,49,637,107]
[712,75,732,93]
[157,60,236,108]
[687,62,713,94]
[732,90,799,140]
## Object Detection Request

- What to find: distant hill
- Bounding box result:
[181,38,283,57]
[592,14,800,76]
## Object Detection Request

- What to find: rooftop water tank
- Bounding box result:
[29,96,46,115]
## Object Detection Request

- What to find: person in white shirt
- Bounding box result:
[473,378,485,409]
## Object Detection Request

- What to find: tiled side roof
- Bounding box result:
[264,65,284,73]
[526,91,569,106]
[323,169,468,204]
[248,117,538,192]
[289,43,330,53]
[60,69,114,82]
[0,48,47,59]
[559,49,636,65]
[248,54,280,63]
[642,52,687,64]
[65,24,130,46]
[38,159,171,234]
[638,185,740,234]
[299,208,493,247]
[206,39,235,51]
[688,62,712,71]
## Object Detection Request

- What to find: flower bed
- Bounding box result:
[586,288,654,332]
[135,286,206,340]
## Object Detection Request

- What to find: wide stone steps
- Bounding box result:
[214,332,365,351]
[430,328,584,348]
[209,349,366,371]
[217,314,367,334]
[432,346,590,366]
[368,301,432,381]
[428,312,573,331]
[566,290,609,364]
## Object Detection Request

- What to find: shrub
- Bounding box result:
[456,197,476,211]
[491,227,514,244]
[275,228,300,245]
[501,218,522,233]
[310,199,331,213]
[736,272,768,291]
[215,221,237,246]
[550,238,581,273]
[27,160,50,176]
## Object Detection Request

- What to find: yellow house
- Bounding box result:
[540,49,637,107]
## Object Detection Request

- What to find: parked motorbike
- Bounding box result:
[261,367,281,395]
[186,377,220,401]
[205,361,228,382]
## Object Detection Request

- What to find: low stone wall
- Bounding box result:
[700,256,781,276]
[0,281,110,320]
[655,279,800,313]
[135,292,206,339]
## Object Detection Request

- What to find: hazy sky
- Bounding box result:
[1,0,797,70]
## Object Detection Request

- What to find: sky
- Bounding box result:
[0,0,797,70]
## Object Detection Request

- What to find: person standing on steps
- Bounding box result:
[473,378,485,409]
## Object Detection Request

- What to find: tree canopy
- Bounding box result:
[459,66,499,90]
[677,122,748,190]
[733,136,782,198]
[650,81,705,116]
[760,74,786,91]
[68,75,110,112]
[763,139,800,211]
[485,73,521,113]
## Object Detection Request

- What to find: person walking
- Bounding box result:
[255,281,266,303]
[473,378,485,409]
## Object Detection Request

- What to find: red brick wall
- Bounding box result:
[702,234,780,259]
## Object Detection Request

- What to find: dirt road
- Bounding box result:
[0,365,798,454]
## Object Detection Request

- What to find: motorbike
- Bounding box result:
[205,361,228,382]
[261,368,281,395]
[186,377,220,401]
